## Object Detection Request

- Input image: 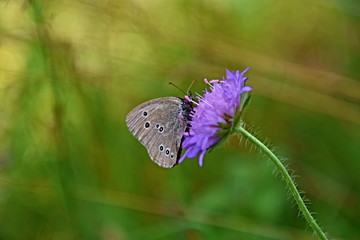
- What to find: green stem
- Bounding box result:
[234,125,328,240]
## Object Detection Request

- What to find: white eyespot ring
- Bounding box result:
[165,148,170,156]
[143,111,148,117]
[170,153,174,159]
[159,145,164,152]
[155,123,160,129]
[144,121,150,129]
[159,126,164,133]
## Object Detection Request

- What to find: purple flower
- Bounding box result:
[179,68,252,166]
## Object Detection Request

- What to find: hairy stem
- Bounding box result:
[234,125,328,240]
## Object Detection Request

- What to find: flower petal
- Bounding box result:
[179,68,252,166]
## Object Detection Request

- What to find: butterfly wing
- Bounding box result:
[126,97,188,168]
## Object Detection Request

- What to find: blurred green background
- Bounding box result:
[0,0,359,239]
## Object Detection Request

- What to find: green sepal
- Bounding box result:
[218,122,231,130]
[215,128,230,137]
[240,92,252,112]
[230,108,242,133]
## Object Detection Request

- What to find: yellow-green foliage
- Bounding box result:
[0,1,359,239]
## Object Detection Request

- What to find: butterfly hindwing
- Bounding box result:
[126,97,188,168]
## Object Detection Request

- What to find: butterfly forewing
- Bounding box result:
[126,97,188,168]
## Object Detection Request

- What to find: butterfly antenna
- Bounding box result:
[169,82,187,95]
[186,79,197,95]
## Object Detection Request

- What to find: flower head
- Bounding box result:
[179,67,252,166]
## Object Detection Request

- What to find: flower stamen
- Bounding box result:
[184,95,199,106]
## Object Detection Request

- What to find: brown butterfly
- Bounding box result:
[126,97,193,168]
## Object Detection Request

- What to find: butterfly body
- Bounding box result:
[126,97,193,168]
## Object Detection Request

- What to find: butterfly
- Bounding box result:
[126,97,193,168]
